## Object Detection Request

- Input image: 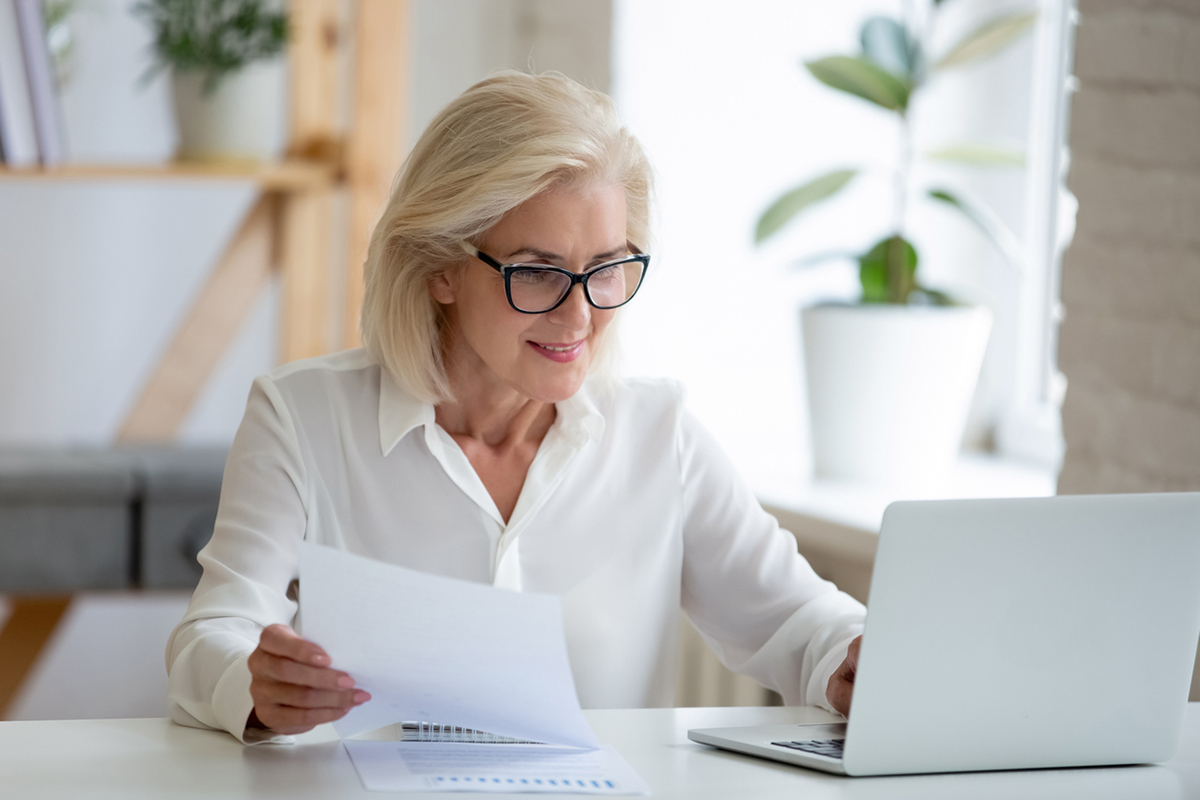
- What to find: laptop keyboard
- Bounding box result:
[770,738,845,759]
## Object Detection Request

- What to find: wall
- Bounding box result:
[1056,0,1200,700]
[408,0,611,149]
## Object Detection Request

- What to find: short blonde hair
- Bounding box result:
[359,71,653,403]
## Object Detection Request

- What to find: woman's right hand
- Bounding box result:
[246,623,371,735]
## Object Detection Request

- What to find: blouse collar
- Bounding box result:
[377,367,606,458]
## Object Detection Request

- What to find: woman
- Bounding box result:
[166,71,866,743]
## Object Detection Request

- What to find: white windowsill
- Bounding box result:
[757,452,1059,536]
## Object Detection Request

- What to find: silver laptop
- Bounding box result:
[689,493,1200,776]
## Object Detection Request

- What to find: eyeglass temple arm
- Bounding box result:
[460,241,504,272]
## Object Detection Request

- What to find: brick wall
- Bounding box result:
[1059,0,1200,494]
[1058,0,1200,702]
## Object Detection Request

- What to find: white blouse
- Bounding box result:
[166,349,866,743]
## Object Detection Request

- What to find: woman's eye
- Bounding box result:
[511,269,553,284]
[588,265,620,284]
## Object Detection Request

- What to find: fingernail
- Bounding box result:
[312,653,329,665]
[337,675,354,689]
[353,691,370,704]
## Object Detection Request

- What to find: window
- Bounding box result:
[613,0,1076,495]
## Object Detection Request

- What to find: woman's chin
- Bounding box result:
[518,365,589,404]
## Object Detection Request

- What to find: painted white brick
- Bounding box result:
[1113,393,1200,482]
[1152,321,1200,408]
[1059,376,1115,463]
[1061,241,1200,325]
[1058,311,1157,395]
[1079,0,1200,18]
[1069,156,1178,243]
[1178,168,1200,249]
[1071,88,1200,169]
[1181,20,1200,89]
[1177,249,1200,322]
[1058,243,1109,314]
[1061,374,1200,488]
[1058,455,1174,494]
[1069,156,1200,248]
[1074,11,1182,86]
[1062,2,1200,499]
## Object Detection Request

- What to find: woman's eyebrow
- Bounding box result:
[504,245,628,262]
[504,246,562,261]
[592,245,629,261]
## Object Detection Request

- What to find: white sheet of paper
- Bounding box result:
[343,742,651,795]
[297,543,599,749]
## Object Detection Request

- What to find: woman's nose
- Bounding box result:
[547,282,591,330]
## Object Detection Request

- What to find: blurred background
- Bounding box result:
[2,0,1197,722]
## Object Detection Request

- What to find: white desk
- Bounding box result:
[3,705,1198,799]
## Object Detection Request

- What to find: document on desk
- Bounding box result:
[343,742,650,794]
[298,544,650,795]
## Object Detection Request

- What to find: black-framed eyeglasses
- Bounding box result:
[462,242,651,314]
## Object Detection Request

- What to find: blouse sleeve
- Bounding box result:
[677,408,866,710]
[165,375,309,744]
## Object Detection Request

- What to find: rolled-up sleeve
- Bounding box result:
[165,376,308,743]
[677,409,866,710]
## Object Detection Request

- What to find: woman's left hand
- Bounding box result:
[826,635,862,717]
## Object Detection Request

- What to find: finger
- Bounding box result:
[846,635,862,665]
[266,683,369,711]
[840,636,862,680]
[826,651,857,717]
[259,624,331,666]
[827,675,852,717]
[258,704,355,735]
[250,683,370,730]
[251,650,354,690]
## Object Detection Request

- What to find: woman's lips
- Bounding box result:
[528,339,586,363]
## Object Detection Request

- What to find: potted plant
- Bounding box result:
[757,5,1036,486]
[134,0,289,162]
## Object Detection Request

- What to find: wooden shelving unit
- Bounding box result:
[3,0,408,442]
[0,159,340,190]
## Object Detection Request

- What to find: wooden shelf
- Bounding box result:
[0,159,340,191]
[1,0,408,443]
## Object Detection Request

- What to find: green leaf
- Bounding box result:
[925,142,1026,166]
[927,188,1024,271]
[805,56,911,112]
[934,11,1038,71]
[859,16,917,80]
[755,169,857,244]
[859,235,918,304]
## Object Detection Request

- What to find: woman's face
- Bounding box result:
[433,182,627,405]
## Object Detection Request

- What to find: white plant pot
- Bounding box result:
[170,57,288,162]
[802,304,992,486]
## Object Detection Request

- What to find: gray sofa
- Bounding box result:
[0,447,228,592]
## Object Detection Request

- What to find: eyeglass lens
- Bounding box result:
[509,260,644,313]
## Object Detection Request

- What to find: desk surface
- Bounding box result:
[3,705,1198,799]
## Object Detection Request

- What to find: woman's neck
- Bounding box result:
[435,348,557,524]
[435,347,556,450]
[435,391,555,449]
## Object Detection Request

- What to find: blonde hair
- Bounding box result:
[359,71,653,403]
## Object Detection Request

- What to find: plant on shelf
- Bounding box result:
[755,4,1036,304]
[133,0,290,161]
[134,0,288,93]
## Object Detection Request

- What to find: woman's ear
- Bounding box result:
[429,269,457,305]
